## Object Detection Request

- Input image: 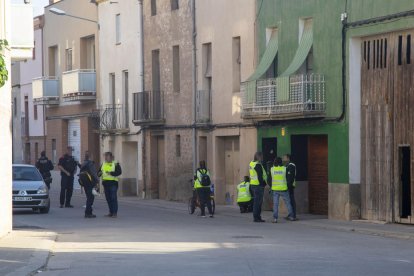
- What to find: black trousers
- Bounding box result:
[251,185,264,221]
[288,188,296,218]
[60,175,74,206]
[238,200,253,213]
[84,184,95,215]
[197,188,213,216]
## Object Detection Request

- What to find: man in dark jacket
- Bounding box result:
[283,154,297,220]
[36,151,54,189]
[249,152,268,222]
[58,146,78,208]
[79,151,99,218]
[98,152,122,218]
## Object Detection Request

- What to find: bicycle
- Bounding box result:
[187,180,215,215]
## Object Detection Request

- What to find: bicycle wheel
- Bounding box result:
[211,198,215,215]
[188,197,195,214]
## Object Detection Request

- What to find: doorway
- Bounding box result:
[224,137,240,205]
[151,135,166,199]
[308,135,328,215]
[262,138,277,171]
[400,146,411,219]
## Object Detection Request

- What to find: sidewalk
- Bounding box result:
[114,195,414,240]
[0,229,56,276]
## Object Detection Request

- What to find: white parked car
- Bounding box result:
[12,164,50,214]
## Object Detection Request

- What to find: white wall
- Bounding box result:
[349,38,361,185]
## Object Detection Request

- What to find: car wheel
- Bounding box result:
[40,202,50,214]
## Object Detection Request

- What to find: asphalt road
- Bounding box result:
[10,191,414,276]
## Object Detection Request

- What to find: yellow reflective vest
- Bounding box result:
[249,161,267,186]
[101,161,118,182]
[237,181,252,203]
[271,166,288,191]
[194,169,210,189]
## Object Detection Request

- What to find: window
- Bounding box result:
[172,45,180,92]
[49,46,58,76]
[306,47,314,73]
[232,37,241,92]
[151,0,157,16]
[202,43,212,91]
[65,48,73,71]
[152,49,160,91]
[123,71,129,127]
[175,135,181,157]
[34,104,38,120]
[171,0,179,10]
[110,73,116,106]
[52,139,57,164]
[32,40,35,60]
[14,97,17,116]
[116,14,121,44]
[34,142,39,160]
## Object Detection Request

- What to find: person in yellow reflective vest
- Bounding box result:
[237,176,253,213]
[249,152,268,222]
[271,157,295,223]
[98,152,122,218]
[193,160,213,218]
[283,154,297,220]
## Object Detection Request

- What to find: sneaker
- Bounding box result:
[65,205,74,208]
[104,214,113,217]
[59,205,64,208]
[201,215,206,218]
[85,214,96,218]
[111,214,117,218]
[272,219,278,223]
[284,216,296,221]
[209,215,214,218]
[254,219,266,223]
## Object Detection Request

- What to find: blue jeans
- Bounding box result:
[103,182,118,215]
[273,191,294,219]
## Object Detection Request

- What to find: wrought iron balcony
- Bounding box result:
[62,69,96,102]
[196,90,211,124]
[132,91,165,126]
[98,104,129,134]
[32,77,60,105]
[241,74,326,120]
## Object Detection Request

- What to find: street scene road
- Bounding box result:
[2,191,414,276]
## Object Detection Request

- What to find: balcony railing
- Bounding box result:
[98,104,129,134]
[62,69,96,101]
[132,91,165,125]
[241,74,326,119]
[196,90,211,124]
[32,77,60,105]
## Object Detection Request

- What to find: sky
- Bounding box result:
[12,0,50,17]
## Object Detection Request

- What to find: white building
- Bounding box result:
[12,16,45,165]
[0,0,34,238]
[97,0,143,196]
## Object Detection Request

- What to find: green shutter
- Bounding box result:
[245,31,279,103]
[279,20,313,77]
[276,76,290,102]
[247,30,279,81]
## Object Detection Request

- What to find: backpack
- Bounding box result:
[198,169,211,187]
[78,171,93,187]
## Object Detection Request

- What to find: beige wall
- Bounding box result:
[142,0,194,200]
[42,0,100,165]
[196,0,257,205]
[97,0,143,196]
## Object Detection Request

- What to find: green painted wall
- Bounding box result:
[255,0,414,184]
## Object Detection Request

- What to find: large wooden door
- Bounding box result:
[157,136,166,199]
[308,135,328,215]
[361,34,393,221]
[224,137,240,204]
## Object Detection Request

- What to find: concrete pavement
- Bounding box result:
[2,190,414,275]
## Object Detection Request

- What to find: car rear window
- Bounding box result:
[13,167,43,181]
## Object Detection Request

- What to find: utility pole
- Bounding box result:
[191,0,197,172]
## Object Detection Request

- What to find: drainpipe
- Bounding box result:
[191,0,197,172]
[137,0,146,198]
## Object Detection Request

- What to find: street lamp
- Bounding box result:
[49,7,100,28]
